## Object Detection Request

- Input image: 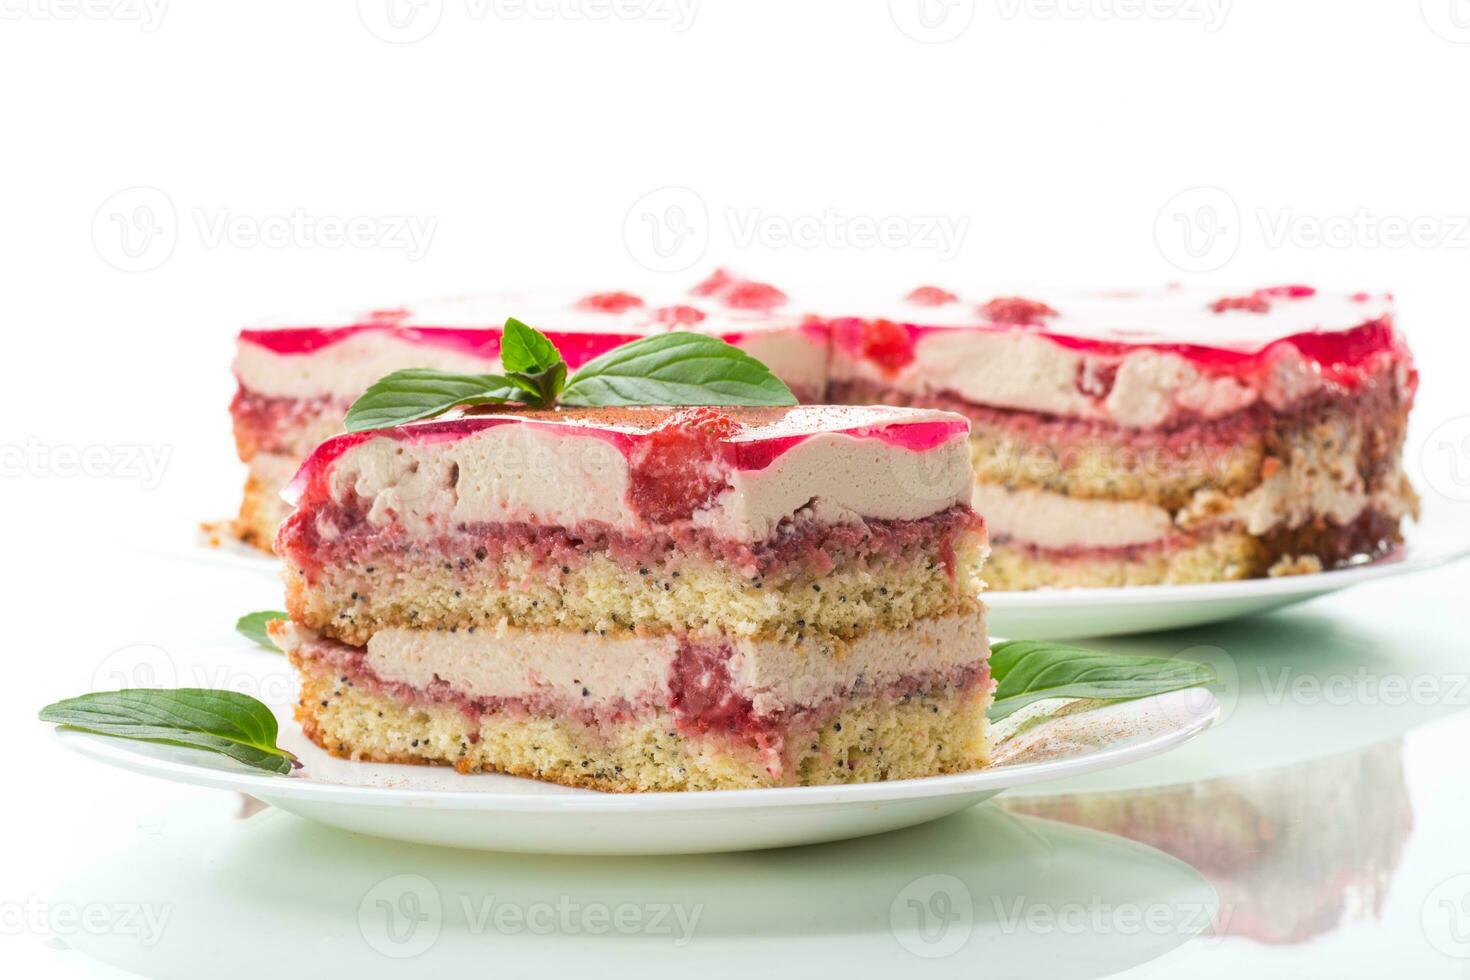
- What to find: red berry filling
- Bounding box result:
[906,285,958,306]
[978,297,1058,326]
[1254,284,1316,300]
[856,318,917,372]
[1209,295,1271,314]
[652,304,707,326]
[627,407,742,523]
[689,268,786,310]
[1075,360,1120,399]
[577,291,644,314]
[690,268,735,298]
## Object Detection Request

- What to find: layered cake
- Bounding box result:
[827,285,1418,589]
[270,404,992,791]
[230,271,825,550]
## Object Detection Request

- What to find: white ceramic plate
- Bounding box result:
[986,497,1470,640]
[52,649,1217,855]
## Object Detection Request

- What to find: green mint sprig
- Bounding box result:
[987,640,1217,722]
[235,610,287,651]
[343,317,796,432]
[40,689,298,775]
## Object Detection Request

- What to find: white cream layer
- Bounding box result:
[325,416,973,543]
[971,484,1176,550]
[276,610,987,718]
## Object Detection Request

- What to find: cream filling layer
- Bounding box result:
[277,610,988,718]
[971,484,1176,550]
[326,422,974,543]
[976,458,1396,551]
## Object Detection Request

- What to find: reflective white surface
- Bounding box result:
[52,658,1217,854]
[12,548,1470,977]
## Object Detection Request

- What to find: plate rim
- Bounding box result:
[984,535,1470,608]
[52,688,1218,813]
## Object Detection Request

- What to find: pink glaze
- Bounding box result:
[727,419,967,471]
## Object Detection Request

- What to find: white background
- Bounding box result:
[3,2,1470,976]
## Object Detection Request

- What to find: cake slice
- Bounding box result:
[229,272,826,550]
[827,285,1418,589]
[271,404,992,791]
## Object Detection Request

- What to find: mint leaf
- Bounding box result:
[560,332,797,407]
[504,361,567,409]
[987,640,1216,722]
[235,611,286,651]
[40,689,298,774]
[500,317,564,376]
[344,368,522,432]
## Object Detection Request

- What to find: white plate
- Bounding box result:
[986,497,1470,640]
[52,648,1217,856]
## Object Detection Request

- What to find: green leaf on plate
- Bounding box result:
[39,689,298,774]
[987,640,1216,722]
[235,611,286,651]
[559,332,797,408]
[343,368,522,432]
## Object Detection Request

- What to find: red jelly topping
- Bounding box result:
[978,297,1058,326]
[652,304,707,326]
[906,286,958,306]
[576,291,644,314]
[239,324,643,369]
[689,268,786,310]
[627,408,742,523]
[690,268,735,298]
[722,280,786,310]
[1255,284,1316,300]
[849,318,916,373]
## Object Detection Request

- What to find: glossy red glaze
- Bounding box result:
[238,324,643,369]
